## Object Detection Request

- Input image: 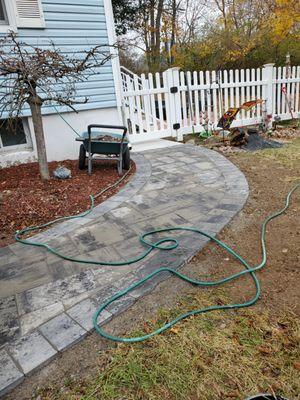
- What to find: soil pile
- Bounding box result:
[244,133,283,151]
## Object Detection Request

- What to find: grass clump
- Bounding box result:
[256,137,300,167]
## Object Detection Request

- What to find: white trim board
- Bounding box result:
[103,0,123,125]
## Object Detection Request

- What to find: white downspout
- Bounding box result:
[103,0,124,125]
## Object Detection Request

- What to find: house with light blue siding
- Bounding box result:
[0,0,122,166]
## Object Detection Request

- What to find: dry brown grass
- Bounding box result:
[36,290,300,400]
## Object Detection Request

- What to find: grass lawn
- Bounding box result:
[58,296,299,400]
[5,138,300,400]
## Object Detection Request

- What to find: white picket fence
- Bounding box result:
[121,64,300,142]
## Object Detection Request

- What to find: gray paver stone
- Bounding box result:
[8,331,57,375]
[16,270,97,315]
[93,285,118,305]
[20,302,64,336]
[0,350,24,396]
[106,294,136,316]
[39,313,86,352]
[67,298,112,331]
[0,296,20,346]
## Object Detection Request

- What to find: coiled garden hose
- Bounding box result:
[15,178,299,343]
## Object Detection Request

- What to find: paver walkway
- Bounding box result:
[0,144,248,396]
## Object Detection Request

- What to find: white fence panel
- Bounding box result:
[121,64,300,142]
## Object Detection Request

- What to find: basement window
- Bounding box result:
[0,0,8,24]
[0,0,17,32]
[0,119,31,151]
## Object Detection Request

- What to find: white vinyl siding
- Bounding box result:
[0,0,117,118]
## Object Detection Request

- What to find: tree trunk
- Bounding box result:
[153,0,164,70]
[170,0,177,64]
[28,95,50,180]
[150,0,155,53]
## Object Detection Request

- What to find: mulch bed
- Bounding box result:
[0,159,135,248]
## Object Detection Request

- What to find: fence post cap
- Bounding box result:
[263,63,275,68]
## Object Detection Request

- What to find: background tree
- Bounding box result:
[117,0,299,72]
[169,0,300,70]
[112,0,139,35]
[0,32,112,180]
[135,0,165,71]
[118,0,183,72]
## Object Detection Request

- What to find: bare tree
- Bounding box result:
[124,0,206,70]
[0,32,113,180]
[180,0,206,45]
[162,0,184,65]
[132,0,165,71]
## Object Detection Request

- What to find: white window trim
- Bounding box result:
[0,118,32,153]
[0,0,17,33]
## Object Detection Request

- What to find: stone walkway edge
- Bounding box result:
[0,145,249,396]
[31,153,152,243]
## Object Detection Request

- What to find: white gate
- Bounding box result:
[121,64,300,143]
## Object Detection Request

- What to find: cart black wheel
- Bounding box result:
[78,144,86,170]
[122,148,130,170]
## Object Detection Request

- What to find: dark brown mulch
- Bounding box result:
[0,159,135,248]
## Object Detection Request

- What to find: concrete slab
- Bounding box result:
[131,139,180,152]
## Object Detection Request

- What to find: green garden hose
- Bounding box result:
[15,179,299,343]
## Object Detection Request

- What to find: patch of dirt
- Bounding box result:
[0,159,135,247]
[243,132,283,151]
[191,151,300,316]
[182,124,300,156]
[3,140,300,400]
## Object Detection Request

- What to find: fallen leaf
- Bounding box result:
[293,361,300,371]
[226,391,239,398]
[258,346,272,355]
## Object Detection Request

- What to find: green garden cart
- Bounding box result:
[76,124,130,176]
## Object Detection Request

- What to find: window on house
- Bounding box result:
[0,0,7,24]
[0,0,16,32]
[0,119,30,150]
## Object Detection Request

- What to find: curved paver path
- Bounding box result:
[0,144,248,395]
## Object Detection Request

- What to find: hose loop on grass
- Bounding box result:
[15,179,300,343]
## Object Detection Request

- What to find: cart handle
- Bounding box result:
[87,125,128,160]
